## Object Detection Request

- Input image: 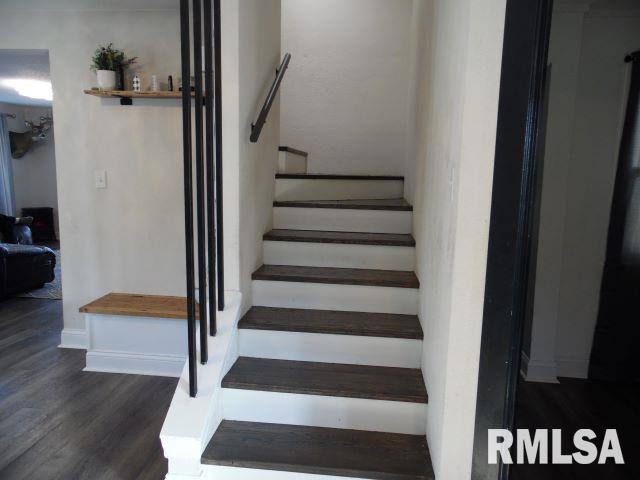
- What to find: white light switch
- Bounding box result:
[94,169,107,189]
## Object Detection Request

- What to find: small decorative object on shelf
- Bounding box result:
[90,43,137,90]
[168,75,174,92]
[150,75,160,92]
[132,74,141,92]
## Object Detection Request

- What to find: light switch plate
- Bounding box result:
[94,169,107,189]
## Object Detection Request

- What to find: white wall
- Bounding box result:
[280,0,413,176]
[0,6,242,334]
[527,0,640,380]
[408,0,505,477]
[1,103,58,233]
[236,0,281,311]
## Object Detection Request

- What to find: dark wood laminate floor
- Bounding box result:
[263,229,416,246]
[252,265,420,288]
[202,420,434,480]
[513,377,640,480]
[239,306,423,339]
[223,357,428,403]
[0,298,177,480]
[273,198,413,211]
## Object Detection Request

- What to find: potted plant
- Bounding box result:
[90,43,137,90]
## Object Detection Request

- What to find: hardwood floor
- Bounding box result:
[202,420,434,480]
[223,357,428,403]
[239,306,423,339]
[252,264,420,288]
[513,377,640,480]
[0,298,177,480]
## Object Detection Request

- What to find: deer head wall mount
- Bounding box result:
[9,114,53,159]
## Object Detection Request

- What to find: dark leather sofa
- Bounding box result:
[0,223,56,299]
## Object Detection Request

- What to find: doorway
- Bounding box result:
[0,49,61,300]
[473,0,640,479]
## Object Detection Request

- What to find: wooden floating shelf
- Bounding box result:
[84,89,198,105]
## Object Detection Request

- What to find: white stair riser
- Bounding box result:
[273,207,412,233]
[263,241,415,270]
[252,280,419,315]
[222,389,426,435]
[239,330,422,368]
[275,178,403,201]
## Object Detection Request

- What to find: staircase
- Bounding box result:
[201,174,434,480]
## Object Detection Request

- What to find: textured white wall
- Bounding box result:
[237,0,281,312]
[528,2,640,380]
[1,103,59,233]
[408,0,505,477]
[0,7,242,333]
[280,0,413,176]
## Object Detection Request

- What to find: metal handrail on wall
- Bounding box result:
[179,0,224,398]
[250,53,291,143]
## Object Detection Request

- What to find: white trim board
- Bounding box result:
[160,292,243,480]
[85,350,185,377]
[520,351,559,383]
[59,328,87,349]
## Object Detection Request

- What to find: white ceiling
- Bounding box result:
[0,0,178,10]
[0,50,52,107]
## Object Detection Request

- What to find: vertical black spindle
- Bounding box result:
[180,0,197,397]
[192,0,208,364]
[204,0,217,334]
[213,0,225,311]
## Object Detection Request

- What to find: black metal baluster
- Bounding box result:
[179,0,197,397]
[192,0,208,363]
[204,0,217,334]
[213,0,225,311]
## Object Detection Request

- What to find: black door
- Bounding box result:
[589,51,640,382]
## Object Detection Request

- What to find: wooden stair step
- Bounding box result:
[79,293,197,320]
[263,229,416,246]
[222,357,428,403]
[202,420,434,480]
[276,173,404,181]
[239,306,423,339]
[273,198,413,211]
[252,265,420,288]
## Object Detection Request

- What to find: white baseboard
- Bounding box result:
[84,350,186,377]
[520,351,559,383]
[59,328,87,349]
[556,355,589,379]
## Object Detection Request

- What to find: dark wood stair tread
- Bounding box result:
[273,198,413,211]
[239,306,423,339]
[78,293,197,320]
[263,229,416,246]
[222,357,428,403]
[202,420,434,480]
[276,173,404,181]
[252,265,419,288]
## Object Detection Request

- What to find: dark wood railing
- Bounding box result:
[250,53,291,143]
[179,0,223,397]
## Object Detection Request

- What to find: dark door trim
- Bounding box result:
[471,0,553,479]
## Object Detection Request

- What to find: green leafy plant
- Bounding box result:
[90,43,137,72]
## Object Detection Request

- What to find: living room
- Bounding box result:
[0,49,60,301]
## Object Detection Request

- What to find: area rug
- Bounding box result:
[15,248,62,300]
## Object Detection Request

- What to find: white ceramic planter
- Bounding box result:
[96,70,116,90]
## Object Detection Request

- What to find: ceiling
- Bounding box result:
[0,0,177,10]
[0,50,52,107]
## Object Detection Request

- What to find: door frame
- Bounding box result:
[471,0,553,479]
